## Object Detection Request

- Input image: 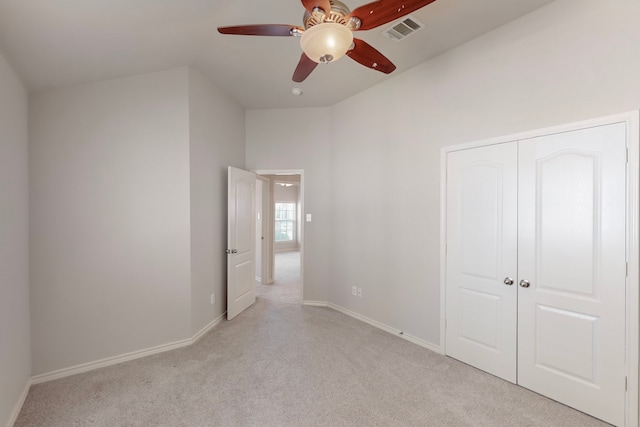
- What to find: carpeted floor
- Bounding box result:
[15,251,609,426]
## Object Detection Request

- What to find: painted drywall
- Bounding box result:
[0,50,30,427]
[246,108,332,303]
[29,68,192,375]
[247,0,640,346]
[188,68,245,336]
[274,183,298,203]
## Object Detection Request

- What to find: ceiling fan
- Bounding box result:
[218,0,437,82]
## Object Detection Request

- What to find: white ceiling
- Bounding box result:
[0,0,555,109]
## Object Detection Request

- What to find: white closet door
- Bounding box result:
[445,143,518,383]
[227,166,256,320]
[517,123,627,426]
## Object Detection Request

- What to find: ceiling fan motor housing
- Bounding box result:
[303,0,360,30]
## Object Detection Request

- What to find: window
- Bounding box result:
[275,202,295,242]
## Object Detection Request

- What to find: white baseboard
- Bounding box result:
[274,246,300,253]
[31,339,192,385]
[31,312,226,385]
[324,302,442,354]
[191,312,226,343]
[399,331,443,354]
[6,379,31,427]
[302,300,328,307]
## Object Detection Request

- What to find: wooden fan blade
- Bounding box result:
[292,53,318,82]
[348,0,437,31]
[347,38,396,74]
[301,0,332,15]
[217,24,301,37]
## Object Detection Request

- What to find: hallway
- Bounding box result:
[257,250,301,304]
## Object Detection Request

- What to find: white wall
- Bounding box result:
[274,183,298,202]
[29,68,192,375]
[247,0,640,346]
[246,108,332,303]
[188,68,245,336]
[0,50,30,427]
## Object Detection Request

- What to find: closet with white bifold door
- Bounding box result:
[441,112,639,427]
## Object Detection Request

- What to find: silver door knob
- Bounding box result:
[503,277,514,286]
[519,279,531,288]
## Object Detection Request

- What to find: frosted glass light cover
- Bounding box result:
[300,23,354,64]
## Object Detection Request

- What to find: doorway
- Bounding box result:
[253,170,304,304]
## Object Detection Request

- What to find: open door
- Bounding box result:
[227,166,256,320]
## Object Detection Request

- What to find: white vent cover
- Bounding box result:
[382,15,425,42]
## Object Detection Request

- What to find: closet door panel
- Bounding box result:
[445,142,518,383]
[517,123,627,426]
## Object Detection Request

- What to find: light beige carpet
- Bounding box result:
[15,251,608,426]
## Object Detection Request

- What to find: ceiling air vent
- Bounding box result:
[382,15,425,42]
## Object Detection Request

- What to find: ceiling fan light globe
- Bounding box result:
[300,23,353,64]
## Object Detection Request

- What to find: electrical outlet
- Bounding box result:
[352,286,357,296]
[210,293,215,304]
[357,288,362,297]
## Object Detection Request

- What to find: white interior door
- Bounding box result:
[517,124,627,426]
[445,142,519,383]
[227,166,256,320]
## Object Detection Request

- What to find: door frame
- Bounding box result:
[440,111,639,426]
[253,169,305,304]
[256,175,271,284]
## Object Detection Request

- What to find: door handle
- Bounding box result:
[519,279,531,288]
[225,249,238,254]
[503,277,514,286]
